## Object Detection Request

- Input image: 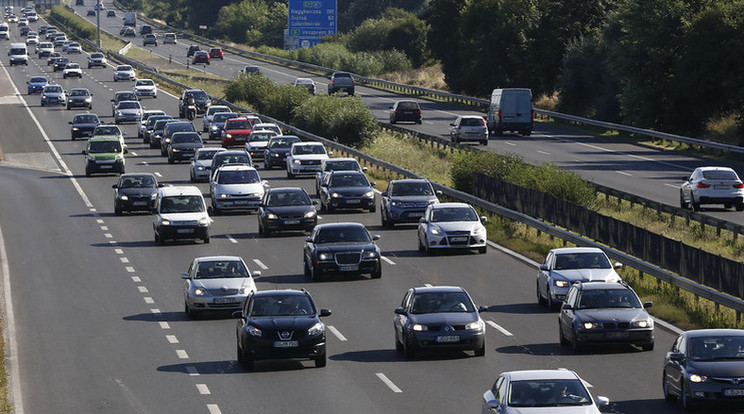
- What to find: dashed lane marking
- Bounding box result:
[486,320,513,336]
[376,373,402,393]
[327,325,347,341]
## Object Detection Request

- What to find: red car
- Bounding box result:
[192,51,210,65]
[208,48,224,60]
[221,117,254,147]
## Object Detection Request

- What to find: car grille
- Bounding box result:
[172,220,199,226]
[277,213,304,220]
[398,202,429,208]
[300,160,321,165]
[206,288,240,296]
[602,322,630,329]
[710,376,744,385]
[127,195,150,203]
[425,325,468,331]
[335,252,361,265]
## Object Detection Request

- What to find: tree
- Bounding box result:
[347,8,430,67]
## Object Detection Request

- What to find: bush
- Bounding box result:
[292,96,378,148]
[265,84,312,122]
[223,73,275,113]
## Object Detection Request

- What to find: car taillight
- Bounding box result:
[481,118,487,127]
[531,110,535,119]
[498,109,502,121]
[733,183,744,189]
[697,182,711,188]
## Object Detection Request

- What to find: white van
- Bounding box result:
[486,88,533,136]
[8,43,28,66]
[152,186,211,244]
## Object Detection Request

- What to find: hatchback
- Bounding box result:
[418,202,488,254]
[680,166,744,211]
[192,50,210,65]
[450,115,488,145]
[183,256,259,318]
[389,100,422,124]
[208,48,224,60]
[112,173,161,215]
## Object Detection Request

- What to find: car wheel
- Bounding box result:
[570,328,583,352]
[480,140,488,145]
[71,136,75,141]
[395,336,404,353]
[737,203,744,212]
[547,292,556,310]
[371,265,381,279]
[114,206,122,216]
[679,192,689,209]
[478,246,487,254]
[168,156,174,164]
[662,374,676,402]
[368,204,376,213]
[310,264,322,282]
[66,105,70,110]
[559,324,569,347]
[327,204,334,214]
[303,259,311,278]
[390,119,396,124]
[203,235,210,244]
[184,302,196,319]
[725,203,733,209]
[537,280,546,305]
[403,337,415,359]
[691,201,700,211]
[286,170,294,179]
[155,231,163,245]
[239,347,254,371]
[680,382,694,409]
[211,205,220,216]
[418,236,425,253]
[381,212,390,227]
[314,352,326,368]
[641,342,654,351]
[474,341,486,357]
[189,172,195,182]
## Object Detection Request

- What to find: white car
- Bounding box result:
[182,256,260,318]
[113,64,136,81]
[163,33,177,44]
[202,104,232,132]
[37,42,53,56]
[450,115,488,145]
[536,247,622,309]
[153,186,211,245]
[66,42,82,54]
[209,165,268,214]
[133,78,158,98]
[190,147,226,182]
[25,34,37,45]
[680,166,744,211]
[114,100,143,124]
[62,62,83,79]
[286,142,330,178]
[244,129,277,161]
[251,122,282,136]
[481,370,609,414]
[417,202,488,254]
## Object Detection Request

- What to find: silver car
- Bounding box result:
[417,202,488,254]
[209,165,268,214]
[113,64,135,81]
[243,129,277,161]
[680,166,744,211]
[450,115,488,145]
[133,78,158,98]
[190,147,226,182]
[182,256,260,318]
[40,84,66,106]
[114,100,142,124]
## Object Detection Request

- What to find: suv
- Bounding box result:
[286,142,330,178]
[87,52,107,68]
[389,100,422,124]
[380,179,440,227]
[82,136,126,176]
[139,24,152,36]
[163,33,177,44]
[178,89,210,117]
[234,289,331,371]
[328,71,354,95]
[558,282,654,352]
[152,186,211,245]
[186,44,201,57]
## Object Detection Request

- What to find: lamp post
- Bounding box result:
[95,0,101,48]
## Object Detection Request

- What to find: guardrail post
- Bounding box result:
[716,223,722,237]
[169,54,171,64]
[638,270,644,280]
[737,311,741,326]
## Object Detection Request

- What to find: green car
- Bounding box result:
[82,136,126,176]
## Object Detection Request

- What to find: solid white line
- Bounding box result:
[196,384,210,395]
[327,325,347,341]
[252,259,268,270]
[159,322,170,330]
[615,171,632,177]
[0,224,24,414]
[504,141,516,146]
[486,241,540,267]
[225,234,238,244]
[144,297,154,304]
[176,350,189,359]
[380,256,396,265]
[376,373,402,393]
[138,286,148,293]
[166,335,179,344]
[537,150,551,155]
[207,404,222,414]
[486,320,513,336]
[185,366,199,376]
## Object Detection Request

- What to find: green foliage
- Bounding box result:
[338,0,428,32]
[289,42,411,76]
[223,73,275,113]
[50,6,96,41]
[346,8,430,67]
[265,84,312,122]
[292,96,378,148]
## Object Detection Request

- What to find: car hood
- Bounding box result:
[314,242,376,252]
[89,152,119,160]
[264,205,313,215]
[686,360,744,377]
[171,143,203,150]
[328,186,373,195]
[72,122,98,128]
[499,406,601,414]
[43,92,64,97]
[292,154,327,161]
[191,277,254,291]
[225,128,251,135]
[575,308,650,323]
[246,142,268,149]
[194,160,213,168]
[251,316,318,331]
[159,212,208,222]
[117,108,141,114]
[431,221,483,232]
[389,195,437,203]
[213,182,264,195]
[408,312,478,325]
[118,188,157,197]
[551,269,620,283]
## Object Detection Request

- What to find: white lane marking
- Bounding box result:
[138,286,148,293]
[486,320,513,336]
[504,141,516,146]
[104,233,113,238]
[114,248,124,255]
[376,373,403,393]
[0,224,24,414]
[154,172,162,177]
[664,183,679,189]
[486,241,540,267]
[252,259,268,270]
[131,276,141,283]
[424,283,433,287]
[126,267,135,273]
[185,366,199,376]
[327,325,347,341]
[100,225,108,231]
[120,257,130,263]
[176,350,189,359]
[108,240,117,245]
[150,309,161,314]
[90,208,97,212]
[225,234,238,244]
[97,219,104,224]
[130,151,138,156]
[573,140,691,171]
[141,161,149,166]
[144,297,154,304]
[615,171,632,177]
[380,256,396,265]
[537,150,551,155]
[196,384,211,395]
[207,405,222,414]
[159,322,171,330]
[166,335,179,344]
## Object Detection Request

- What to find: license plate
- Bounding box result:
[235,200,251,205]
[724,389,744,396]
[714,185,728,189]
[100,165,113,169]
[339,264,359,271]
[133,201,147,206]
[606,331,629,338]
[450,236,468,242]
[409,212,424,217]
[176,228,194,234]
[274,341,298,348]
[435,335,460,343]
[213,298,238,304]
[346,199,361,204]
[283,219,300,225]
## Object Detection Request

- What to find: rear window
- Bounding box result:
[167,123,197,133]
[461,117,485,127]
[226,120,252,129]
[702,170,739,180]
[397,101,419,110]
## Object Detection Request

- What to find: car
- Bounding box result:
[142,33,157,46]
[210,150,253,180]
[161,121,197,156]
[163,33,177,44]
[69,113,100,140]
[25,34,37,46]
[95,2,105,10]
[75,0,84,5]
[40,84,66,106]
[92,124,124,147]
[133,78,158,98]
[209,165,266,214]
[82,136,126,176]
[26,76,49,94]
[303,222,381,281]
[86,9,95,16]
[286,142,330,178]
[537,247,623,310]
[328,71,354,95]
[202,104,232,132]
[66,42,82,54]
[138,110,167,138]
[319,171,376,213]
[186,44,201,57]
[183,256,260,319]
[60,40,72,52]
[178,89,210,116]
[19,26,30,36]
[293,77,316,94]
[251,122,282,136]
[62,62,83,79]
[417,202,488,254]
[149,119,177,149]
[680,166,744,211]
[66,88,93,110]
[45,29,58,40]
[114,100,142,124]
[189,147,226,182]
[450,115,488,145]
[242,65,260,74]
[394,285,487,358]
[112,173,162,215]
[47,52,61,66]
[662,329,744,409]
[220,117,254,147]
[168,131,204,164]
[481,370,610,414]
[152,186,211,245]
[143,115,173,143]
[263,135,301,169]
[87,52,107,68]
[106,10,116,17]
[122,27,136,37]
[234,289,330,371]
[389,100,422,124]
[52,57,70,72]
[7,14,18,23]
[38,26,50,35]
[53,34,67,47]
[208,47,223,60]
[558,281,654,351]
[110,90,138,116]
[26,12,38,22]
[258,187,317,235]
[244,129,277,161]
[380,179,441,227]
[113,64,136,81]
[139,24,152,36]
[192,50,210,65]
[37,42,54,57]
[208,112,239,139]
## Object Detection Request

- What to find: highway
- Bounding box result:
[0,5,735,414]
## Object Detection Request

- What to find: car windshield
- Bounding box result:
[295,79,313,85]
[119,175,156,188]
[218,169,259,184]
[250,294,314,317]
[391,181,434,196]
[266,190,310,207]
[214,113,238,123]
[118,101,140,109]
[195,260,248,279]
[94,126,121,135]
[507,379,591,407]
[44,86,62,93]
[315,226,370,244]
[216,154,251,167]
[577,289,641,309]
[168,124,195,133]
[187,91,207,99]
[397,101,419,110]
[154,120,174,130]
[70,89,89,96]
[293,145,325,155]
[689,336,744,361]
[269,138,300,148]
[147,116,171,127]
[74,115,98,123]
[430,207,478,222]
[91,53,103,58]
[208,107,230,116]
[410,291,475,314]
[88,141,122,154]
[197,150,221,160]
[172,133,201,144]
[136,80,154,86]
[324,160,359,172]
[227,120,252,130]
[702,170,739,180]
[249,131,274,142]
[330,173,368,187]
[554,253,611,270]
[160,195,204,213]
[30,77,46,83]
[117,66,132,71]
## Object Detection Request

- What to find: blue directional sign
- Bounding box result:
[288,0,337,39]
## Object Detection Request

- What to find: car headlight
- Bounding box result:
[115,154,124,161]
[160,219,171,226]
[553,280,569,288]
[246,325,262,337]
[581,322,599,329]
[465,320,484,331]
[196,166,205,171]
[118,194,129,201]
[689,374,708,383]
[150,193,158,200]
[85,97,91,102]
[303,210,316,218]
[390,200,400,207]
[171,148,180,152]
[225,133,232,138]
[193,287,206,296]
[364,191,374,198]
[631,319,652,328]
[293,159,302,165]
[116,111,123,116]
[199,217,210,226]
[87,155,96,161]
[331,192,341,198]
[428,226,442,235]
[272,153,280,158]
[218,193,230,199]
[67,98,73,103]
[318,253,332,261]
[164,138,171,143]
[72,127,79,131]
[363,250,378,259]
[265,213,278,220]
[307,322,324,336]
[412,324,427,332]
[211,126,219,131]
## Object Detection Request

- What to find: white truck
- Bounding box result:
[123,12,136,27]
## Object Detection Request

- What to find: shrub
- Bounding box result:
[265,84,312,122]
[292,96,378,148]
[223,73,275,114]
[51,6,96,41]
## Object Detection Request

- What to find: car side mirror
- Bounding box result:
[305,236,313,243]
[449,123,455,126]
[112,184,118,189]
[643,301,653,308]
[370,182,376,187]
[394,307,406,315]
[361,167,368,172]
[123,147,128,154]
[419,217,427,224]
[480,216,488,223]
[327,151,333,156]
[668,352,685,363]
[180,273,189,279]
[372,234,380,241]
[251,271,261,278]
[561,303,573,310]
[613,262,623,269]
[381,191,388,197]
[478,305,488,313]
[69,121,73,124]
[595,396,610,407]
[435,190,443,196]
[319,308,332,317]
[312,200,318,205]
[231,311,243,319]
[539,264,549,271]
[157,183,164,187]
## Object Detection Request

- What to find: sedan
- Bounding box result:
[417,202,488,254]
[66,88,93,110]
[481,370,609,414]
[536,247,623,310]
[26,75,49,94]
[663,329,744,409]
[257,187,317,235]
[69,113,100,140]
[394,285,486,359]
[380,179,440,227]
[113,65,136,82]
[112,173,162,215]
[40,84,66,107]
[303,222,381,281]
[167,131,203,164]
[62,63,83,79]
[133,78,158,98]
[680,166,744,211]
[263,135,301,169]
[192,50,210,65]
[182,256,259,318]
[209,165,267,214]
[450,115,488,145]
[389,100,422,124]
[47,52,61,66]
[318,170,376,213]
[189,147,226,182]
[244,129,277,161]
[293,77,316,94]
[113,100,142,124]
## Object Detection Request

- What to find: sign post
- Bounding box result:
[287,0,337,50]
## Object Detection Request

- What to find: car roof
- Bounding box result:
[194,255,243,263]
[683,329,744,338]
[88,136,120,142]
[329,170,364,176]
[159,186,202,197]
[550,247,605,254]
[315,222,367,230]
[412,285,466,294]
[391,178,429,184]
[503,370,580,381]
[430,202,471,209]
[267,187,305,194]
[292,142,322,147]
[325,157,357,163]
[253,289,309,298]
[216,165,256,172]
[575,282,629,291]
[216,150,249,156]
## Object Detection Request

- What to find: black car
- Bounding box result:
[210,150,253,181]
[66,88,93,110]
[380,179,441,227]
[149,119,177,149]
[393,285,487,359]
[389,100,422,124]
[167,132,203,164]
[186,44,201,57]
[69,113,100,140]
[112,173,162,215]
[178,89,210,116]
[258,187,317,235]
[558,282,654,352]
[303,222,381,281]
[143,115,172,144]
[161,121,197,156]
[86,9,95,16]
[47,52,61,66]
[234,289,331,371]
[318,171,376,213]
[263,135,301,169]
[53,57,70,72]
[663,329,744,409]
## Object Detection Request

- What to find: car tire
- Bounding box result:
[71,136,75,141]
[641,342,655,351]
[480,140,488,145]
[736,203,744,212]
[66,105,70,110]
[478,246,487,254]
[239,347,254,371]
[211,205,220,216]
[662,374,676,402]
[559,324,569,347]
[203,235,209,244]
[371,265,381,279]
[390,119,396,124]
[184,302,196,319]
[381,212,391,228]
[168,155,174,164]
[314,352,326,368]
[310,264,322,282]
[155,231,163,245]
[303,259,311,278]
[403,338,415,360]
[680,383,694,409]
[395,336,404,353]
[474,341,486,357]
[368,204,376,213]
[537,280,546,305]
[287,170,294,179]
[418,236,425,253]
[114,206,122,216]
[679,192,689,209]
[691,200,701,212]
[189,172,195,183]
[547,292,556,310]
[570,328,583,352]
